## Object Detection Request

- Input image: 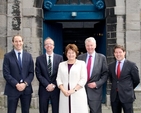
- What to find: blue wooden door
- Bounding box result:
[43,22,63,55]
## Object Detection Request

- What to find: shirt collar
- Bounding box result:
[14,49,23,55]
[87,51,95,57]
[46,52,54,57]
[116,58,125,64]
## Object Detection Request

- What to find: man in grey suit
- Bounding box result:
[77,37,108,113]
[108,45,140,113]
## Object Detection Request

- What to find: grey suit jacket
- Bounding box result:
[108,59,140,103]
[77,52,108,101]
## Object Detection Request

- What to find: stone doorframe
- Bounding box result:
[34,0,141,108]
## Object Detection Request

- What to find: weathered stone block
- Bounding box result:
[7,37,13,52]
[0,5,6,14]
[126,22,140,30]
[0,27,6,37]
[22,17,32,28]
[0,0,6,5]
[126,0,140,14]
[31,28,42,38]
[22,0,34,8]
[126,14,140,21]
[22,28,31,38]
[0,60,4,70]
[115,6,125,15]
[23,8,37,17]
[116,16,125,32]
[0,36,6,48]
[0,15,6,27]
[0,95,5,108]
[126,31,140,43]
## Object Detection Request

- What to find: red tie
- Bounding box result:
[117,61,121,79]
[87,55,92,81]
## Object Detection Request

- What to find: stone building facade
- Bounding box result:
[0,0,141,109]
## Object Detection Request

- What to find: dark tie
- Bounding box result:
[18,52,22,68]
[18,52,23,82]
[87,55,92,81]
[117,61,121,79]
[48,56,52,76]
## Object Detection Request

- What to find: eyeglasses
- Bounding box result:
[45,43,54,46]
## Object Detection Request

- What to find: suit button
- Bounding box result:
[117,81,119,83]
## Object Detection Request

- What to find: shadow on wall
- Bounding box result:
[33,0,43,8]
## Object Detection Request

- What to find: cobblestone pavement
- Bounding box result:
[0,105,140,113]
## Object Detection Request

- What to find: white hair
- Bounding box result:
[85,37,96,45]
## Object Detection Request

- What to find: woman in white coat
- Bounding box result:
[56,44,88,113]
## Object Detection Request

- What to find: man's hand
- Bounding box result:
[87,82,97,88]
[16,83,26,91]
[46,83,55,92]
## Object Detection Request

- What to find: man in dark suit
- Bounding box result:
[108,45,140,113]
[3,35,34,113]
[77,37,108,113]
[35,37,63,113]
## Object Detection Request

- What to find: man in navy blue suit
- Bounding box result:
[3,35,34,113]
[108,45,140,113]
[35,37,63,113]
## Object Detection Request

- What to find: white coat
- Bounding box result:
[56,59,88,113]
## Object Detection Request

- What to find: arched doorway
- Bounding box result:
[43,0,107,103]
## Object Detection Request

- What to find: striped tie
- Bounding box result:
[48,56,52,76]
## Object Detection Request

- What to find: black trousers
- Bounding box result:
[111,92,133,113]
[7,94,31,113]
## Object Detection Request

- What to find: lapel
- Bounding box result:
[90,52,98,78]
[112,62,117,79]
[22,51,26,68]
[52,54,57,75]
[82,53,87,62]
[43,54,47,66]
[11,50,21,70]
[119,60,127,79]
[42,54,49,74]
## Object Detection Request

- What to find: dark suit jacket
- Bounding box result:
[35,53,63,96]
[108,60,140,103]
[3,50,34,96]
[77,52,108,101]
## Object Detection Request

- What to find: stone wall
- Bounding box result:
[0,0,43,108]
[0,0,7,108]
[125,0,141,109]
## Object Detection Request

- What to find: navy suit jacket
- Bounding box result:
[3,49,34,96]
[35,53,63,96]
[77,52,108,101]
[108,59,140,103]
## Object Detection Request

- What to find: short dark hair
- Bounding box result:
[12,35,23,42]
[113,45,125,52]
[65,44,79,56]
